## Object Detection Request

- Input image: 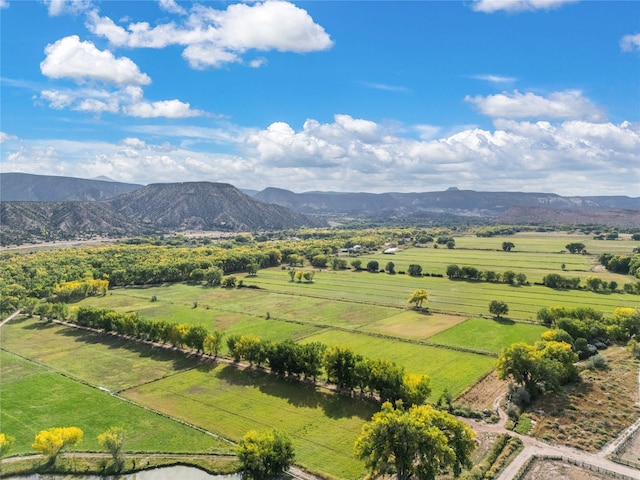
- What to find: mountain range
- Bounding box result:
[1,172,638,245]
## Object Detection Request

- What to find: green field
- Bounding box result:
[1,231,637,479]
[0,349,233,455]
[429,317,547,354]
[0,316,200,392]
[124,365,375,479]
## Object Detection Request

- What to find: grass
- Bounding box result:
[359,310,468,340]
[3,231,638,478]
[0,350,233,455]
[299,329,497,400]
[0,316,200,392]
[123,364,376,480]
[428,317,547,354]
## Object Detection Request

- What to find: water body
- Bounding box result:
[12,465,242,480]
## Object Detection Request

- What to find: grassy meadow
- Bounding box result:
[1,231,638,478]
[0,349,233,455]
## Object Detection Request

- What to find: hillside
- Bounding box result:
[0,182,327,246]
[255,187,640,223]
[498,206,640,228]
[0,173,142,201]
[106,182,327,231]
[0,201,146,245]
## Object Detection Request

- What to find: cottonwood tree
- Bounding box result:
[502,241,515,251]
[354,402,475,480]
[489,300,509,319]
[496,341,578,400]
[0,433,14,474]
[407,264,423,276]
[408,289,428,310]
[32,427,83,463]
[566,242,586,254]
[237,429,295,480]
[203,330,224,358]
[98,427,126,469]
[184,325,209,352]
[324,345,360,390]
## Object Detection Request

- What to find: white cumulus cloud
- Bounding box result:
[0,131,17,144]
[124,99,204,118]
[158,0,186,15]
[3,114,638,195]
[40,35,151,85]
[45,0,92,16]
[86,0,333,69]
[465,90,604,121]
[471,0,578,13]
[620,33,640,52]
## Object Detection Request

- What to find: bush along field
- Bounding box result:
[1,228,639,478]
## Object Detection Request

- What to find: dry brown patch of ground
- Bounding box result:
[521,458,616,480]
[528,347,640,452]
[456,370,508,411]
[617,431,640,467]
[364,311,468,340]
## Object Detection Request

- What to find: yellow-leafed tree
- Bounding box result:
[98,427,126,468]
[0,433,15,473]
[32,427,83,463]
[407,289,428,310]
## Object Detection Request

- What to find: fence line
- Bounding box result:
[512,455,639,480]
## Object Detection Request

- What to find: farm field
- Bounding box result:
[0,349,233,455]
[0,316,200,392]
[298,329,496,398]
[429,317,547,354]
[1,231,638,479]
[123,364,376,480]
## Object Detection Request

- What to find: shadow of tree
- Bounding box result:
[215,364,376,421]
[56,326,200,371]
[493,317,516,325]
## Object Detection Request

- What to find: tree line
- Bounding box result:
[69,307,432,406]
[446,264,527,285]
[225,335,431,405]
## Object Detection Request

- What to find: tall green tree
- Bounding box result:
[204,330,224,358]
[496,341,578,399]
[237,429,295,480]
[324,345,360,390]
[354,402,475,480]
[184,325,209,353]
[489,300,509,319]
[502,241,515,252]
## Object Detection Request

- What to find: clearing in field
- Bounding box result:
[359,310,468,340]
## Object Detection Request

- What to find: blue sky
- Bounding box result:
[1,0,639,196]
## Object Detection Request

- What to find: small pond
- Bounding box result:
[11,465,242,480]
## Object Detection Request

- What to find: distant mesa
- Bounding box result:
[1,172,638,246]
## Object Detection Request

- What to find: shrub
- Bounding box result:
[585,354,608,370]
